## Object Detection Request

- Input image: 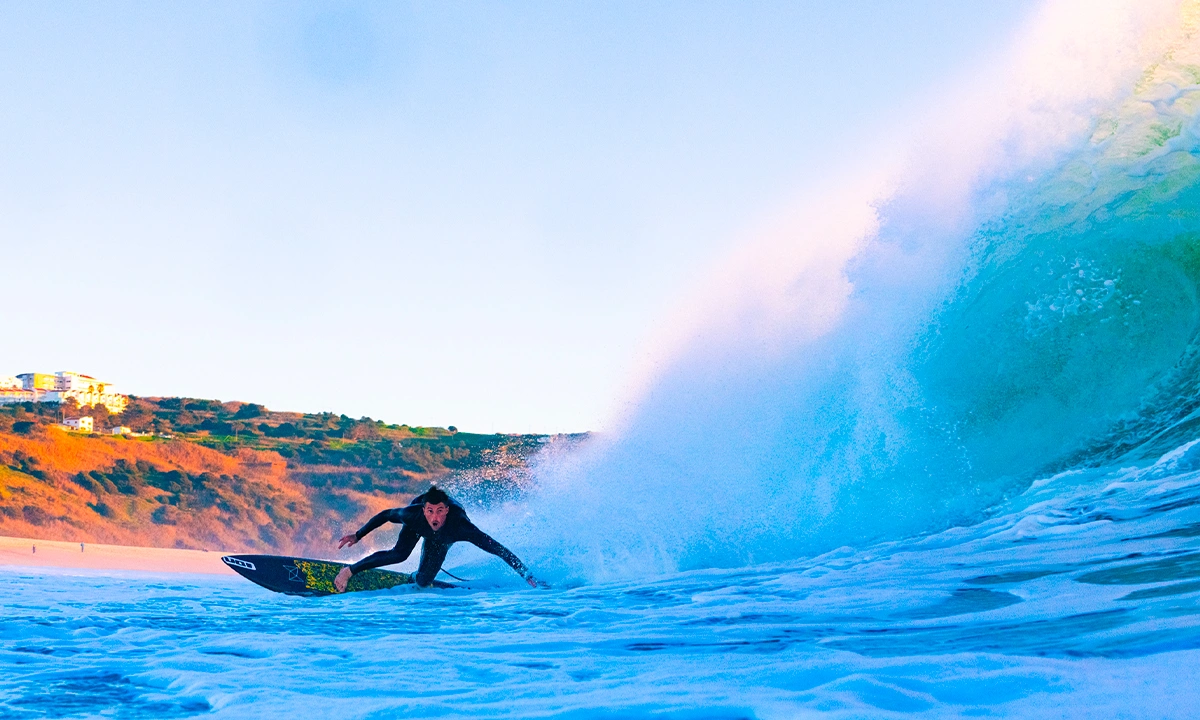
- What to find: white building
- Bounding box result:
[54,372,109,393]
[0,387,38,404]
[62,417,94,433]
[4,371,128,413]
[1,375,35,404]
[110,426,132,435]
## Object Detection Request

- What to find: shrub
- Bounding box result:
[151,505,179,525]
[22,505,48,526]
[12,421,39,435]
[235,403,265,419]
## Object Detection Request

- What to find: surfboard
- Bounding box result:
[221,554,454,596]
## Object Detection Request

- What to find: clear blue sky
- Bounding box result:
[0,1,1038,432]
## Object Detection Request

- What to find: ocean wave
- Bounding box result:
[508,0,1200,580]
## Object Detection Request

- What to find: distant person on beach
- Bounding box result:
[333,485,541,592]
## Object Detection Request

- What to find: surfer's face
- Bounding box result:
[424,502,449,531]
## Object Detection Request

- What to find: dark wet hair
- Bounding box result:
[423,486,450,506]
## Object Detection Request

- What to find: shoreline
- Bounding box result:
[0,535,236,575]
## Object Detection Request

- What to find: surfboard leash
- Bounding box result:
[439,568,470,582]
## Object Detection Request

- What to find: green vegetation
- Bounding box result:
[119,396,555,482]
[0,396,563,486]
[0,396,584,552]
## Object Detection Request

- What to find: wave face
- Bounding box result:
[512,0,1200,582]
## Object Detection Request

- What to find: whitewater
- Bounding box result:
[7,0,1200,716]
[3,449,1200,717]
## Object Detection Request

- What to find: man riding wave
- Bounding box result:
[334,485,541,592]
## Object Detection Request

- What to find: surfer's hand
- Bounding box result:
[337,534,358,549]
[526,576,538,588]
[334,567,352,593]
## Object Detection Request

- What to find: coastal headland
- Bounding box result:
[0,395,577,558]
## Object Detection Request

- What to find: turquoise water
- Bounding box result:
[3,442,1200,717]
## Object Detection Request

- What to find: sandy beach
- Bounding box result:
[0,535,235,575]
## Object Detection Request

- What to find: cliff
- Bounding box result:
[0,397,573,554]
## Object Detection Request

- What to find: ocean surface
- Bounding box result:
[3,441,1200,718]
[7,2,1200,717]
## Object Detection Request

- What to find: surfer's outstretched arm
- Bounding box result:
[463,525,541,588]
[353,508,405,542]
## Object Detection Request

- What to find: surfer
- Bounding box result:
[333,485,541,592]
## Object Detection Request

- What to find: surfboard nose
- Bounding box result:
[222,556,257,571]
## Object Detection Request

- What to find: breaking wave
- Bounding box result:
[507,0,1200,583]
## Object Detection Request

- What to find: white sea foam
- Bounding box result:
[4,439,1200,717]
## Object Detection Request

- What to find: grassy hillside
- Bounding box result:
[0,398,578,554]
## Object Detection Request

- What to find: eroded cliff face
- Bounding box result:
[0,429,313,552]
[0,426,559,554]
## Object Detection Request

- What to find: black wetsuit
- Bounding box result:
[347,492,530,587]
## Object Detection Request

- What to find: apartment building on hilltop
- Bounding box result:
[0,371,128,413]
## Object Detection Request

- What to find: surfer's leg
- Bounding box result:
[347,548,407,574]
[335,526,421,592]
[413,541,450,588]
[347,526,419,574]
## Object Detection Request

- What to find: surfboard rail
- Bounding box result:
[222,554,453,596]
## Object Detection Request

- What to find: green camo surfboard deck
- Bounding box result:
[222,554,454,596]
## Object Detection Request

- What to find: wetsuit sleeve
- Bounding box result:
[462,524,530,578]
[354,508,402,542]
